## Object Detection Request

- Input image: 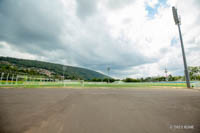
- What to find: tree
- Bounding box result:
[189,66,200,80]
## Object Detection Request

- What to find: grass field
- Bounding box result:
[0,80,194,88]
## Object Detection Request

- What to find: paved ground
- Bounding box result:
[0,88,200,133]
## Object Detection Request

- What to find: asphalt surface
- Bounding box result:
[0,88,200,133]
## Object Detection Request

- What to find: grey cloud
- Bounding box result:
[67,30,157,74]
[75,0,98,19]
[0,43,4,48]
[194,0,200,7]
[106,0,134,9]
[0,0,65,55]
[57,16,156,74]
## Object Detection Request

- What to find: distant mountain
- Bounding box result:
[0,56,109,80]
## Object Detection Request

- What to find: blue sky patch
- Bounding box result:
[145,0,168,19]
[171,37,178,46]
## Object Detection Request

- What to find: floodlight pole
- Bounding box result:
[172,6,190,88]
[177,24,190,88]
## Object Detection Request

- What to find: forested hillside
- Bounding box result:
[0,56,109,80]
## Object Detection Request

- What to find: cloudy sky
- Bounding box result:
[0,0,200,78]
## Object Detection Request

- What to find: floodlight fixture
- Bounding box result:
[172,6,180,25]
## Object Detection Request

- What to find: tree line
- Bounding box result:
[89,66,200,82]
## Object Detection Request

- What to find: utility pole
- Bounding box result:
[165,68,168,81]
[172,6,190,88]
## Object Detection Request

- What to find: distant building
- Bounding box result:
[38,69,53,77]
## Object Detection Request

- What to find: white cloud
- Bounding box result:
[145,0,159,8]
[0,42,37,60]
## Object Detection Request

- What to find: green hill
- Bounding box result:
[0,56,109,80]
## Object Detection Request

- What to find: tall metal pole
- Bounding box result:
[177,24,190,88]
[172,7,190,88]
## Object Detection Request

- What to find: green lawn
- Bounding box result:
[0,81,188,88]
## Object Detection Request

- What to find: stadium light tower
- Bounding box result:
[172,6,190,88]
